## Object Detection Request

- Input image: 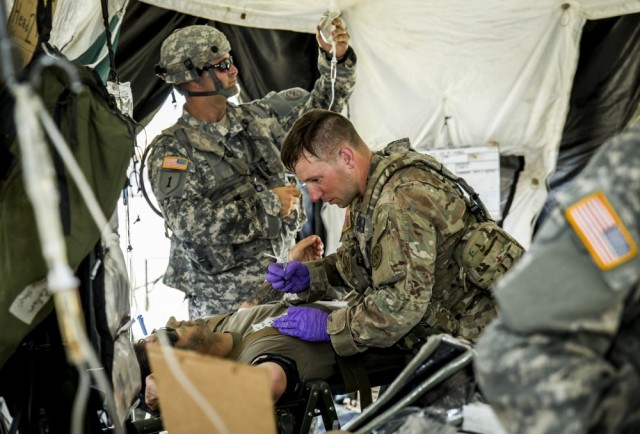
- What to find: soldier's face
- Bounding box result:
[294,150,359,207]
[201,54,239,91]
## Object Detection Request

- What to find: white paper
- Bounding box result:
[425,145,502,220]
[9,279,51,325]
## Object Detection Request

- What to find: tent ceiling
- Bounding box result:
[9,0,640,247]
[136,0,640,247]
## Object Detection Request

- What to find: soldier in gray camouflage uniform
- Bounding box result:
[474,125,640,434]
[265,109,524,356]
[148,20,356,318]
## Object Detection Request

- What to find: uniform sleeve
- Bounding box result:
[475,319,622,434]
[474,204,638,434]
[296,256,352,302]
[148,136,281,246]
[328,193,439,356]
[277,47,357,131]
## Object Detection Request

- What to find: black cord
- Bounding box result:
[100,0,119,83]
[139,143,164,218]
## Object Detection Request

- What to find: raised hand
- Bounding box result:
[272,183,302,217]
[288,235,324,262]
[316,15,350,59]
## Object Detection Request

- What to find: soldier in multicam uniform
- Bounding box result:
[264,109,524,356]
[147,19,356,318]
[474,125,640,434]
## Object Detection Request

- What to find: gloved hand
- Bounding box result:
[265,261,310,293]
[272,306,330,342]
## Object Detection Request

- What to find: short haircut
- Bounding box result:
[134,339,152,388]
[133,328,179,415]
[281,109,365,171]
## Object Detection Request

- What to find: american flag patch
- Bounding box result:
[162,156,189,170]
[565,192,637,270]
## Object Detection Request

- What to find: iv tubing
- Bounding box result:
[12,76,124,434]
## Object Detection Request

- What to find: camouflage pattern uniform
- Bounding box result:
[295,139,524,356]
[474,125,640,434]
[148,28,357,318]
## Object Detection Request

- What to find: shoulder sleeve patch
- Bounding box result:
[162,156,189,171]
[565,191,637,270]
[283,88,305,100]
[157,170,188,200]
[263,87,310,117]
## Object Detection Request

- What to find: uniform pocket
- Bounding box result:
[461,222,524,290]
[185,243,237,275]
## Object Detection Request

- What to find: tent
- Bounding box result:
[131,0,640,248]
[9,0,639,247]
[1,0,640,431]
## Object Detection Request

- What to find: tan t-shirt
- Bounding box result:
[208,302,337,381]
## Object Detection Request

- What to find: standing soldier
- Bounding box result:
[148,19,356,318]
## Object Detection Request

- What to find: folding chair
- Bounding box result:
[342,334,474,433]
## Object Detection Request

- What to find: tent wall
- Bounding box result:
[26,0,640,247]
[136,0,640,247]
[536,14,640,229]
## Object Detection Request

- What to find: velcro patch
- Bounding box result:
[284,88,304,100]
[565,192,637,270]
[162,156,189,170]
[342,208,351,232]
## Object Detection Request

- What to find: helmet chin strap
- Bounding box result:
[184,70,239,98]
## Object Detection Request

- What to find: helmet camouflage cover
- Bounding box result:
[157,25,231,84]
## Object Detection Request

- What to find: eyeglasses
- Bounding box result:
[201,56,234,73]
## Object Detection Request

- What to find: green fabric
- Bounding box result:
[0,57,134,369]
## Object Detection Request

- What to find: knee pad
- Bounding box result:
[252,353,301,398]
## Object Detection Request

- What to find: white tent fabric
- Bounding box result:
[50,0,129,64]
[31,0,638,247]
[138,0,640,248]
[5,0,129,66]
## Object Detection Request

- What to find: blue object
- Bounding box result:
[137,314,148,336]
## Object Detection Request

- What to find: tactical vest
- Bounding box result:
[163,114,289,202]
[335,140,523,334]
[151,113,291,274]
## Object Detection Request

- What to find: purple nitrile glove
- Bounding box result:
[272,306,330,342]
[265,261,310,293]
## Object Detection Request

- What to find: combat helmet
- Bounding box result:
[156,25,238,97]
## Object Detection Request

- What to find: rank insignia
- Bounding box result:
[371,244,382,269]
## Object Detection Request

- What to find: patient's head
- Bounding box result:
[134,317,233,414]
[133,316,232,412]
[135,317,230,368]
[162,316,230,356]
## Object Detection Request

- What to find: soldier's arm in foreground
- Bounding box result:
[475,126,640,434]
